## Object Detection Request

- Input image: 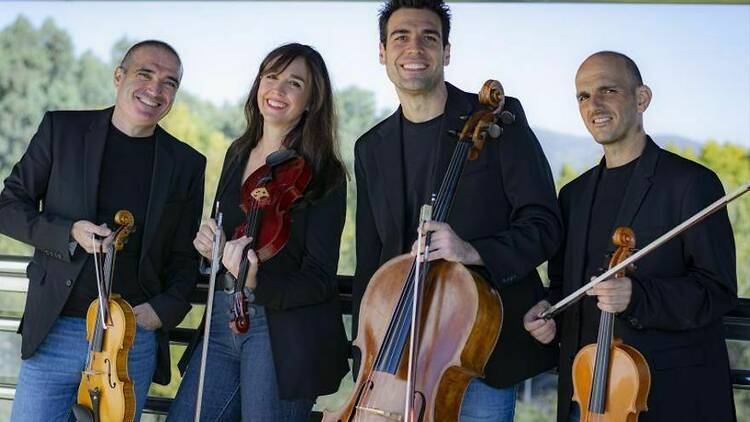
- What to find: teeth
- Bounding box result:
[138,96,159,107]
[402,63,427,70]
[267,99,287,109]
[593,117,611,124]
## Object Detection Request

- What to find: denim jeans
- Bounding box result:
[459,378,517,422]
[167,291,313,422]
[569,402,581,422]
[11,316,158,422]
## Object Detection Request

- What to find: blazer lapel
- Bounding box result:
[568,162,602,290]
[82,108,113,220]
[374,109,406,241]
[611,137,658,231]
[213,147,243,216]
[140,126,174,262]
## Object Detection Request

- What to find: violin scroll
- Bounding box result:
[112,210,135,252]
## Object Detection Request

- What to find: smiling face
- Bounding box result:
[575,54,651,147]
[256,56,312,131]
[111,45,181,137]
[379,7,450,97]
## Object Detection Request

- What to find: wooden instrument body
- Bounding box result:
[571,228,651,422]
[324,254,502,422]
[572,339,651,422]
[77,294,137,422]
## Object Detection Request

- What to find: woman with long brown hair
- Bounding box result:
[167,43,349,421]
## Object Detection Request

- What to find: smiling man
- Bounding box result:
[351,1,562,420]
[524,51,737,421]
[0,40,205,421]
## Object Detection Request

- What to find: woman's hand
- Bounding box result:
[221,236,258,289]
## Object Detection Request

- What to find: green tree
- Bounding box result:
[334,86,389,275]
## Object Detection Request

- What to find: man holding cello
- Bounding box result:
[351,1,562,420]
[0,40,205,421]
[524,51,737,421]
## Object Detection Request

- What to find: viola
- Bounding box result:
[228,149,312,333]
[571,227,651,422]
[325,80,514,422]
[74,210,137,422]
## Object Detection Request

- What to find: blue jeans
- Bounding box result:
[459,378,517,422]
[167,291,313,422]
[11,316,157,422]
[569,402,581,422]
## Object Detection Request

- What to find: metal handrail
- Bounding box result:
[0,255,748,416]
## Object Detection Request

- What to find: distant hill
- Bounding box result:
[531,128,704,178]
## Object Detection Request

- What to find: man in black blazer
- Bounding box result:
[0,40,205,421]
[524,51,737,421]
[353,1,562,419]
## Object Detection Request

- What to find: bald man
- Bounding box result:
[524,51,737,421]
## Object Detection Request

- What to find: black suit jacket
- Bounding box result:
[549,138,737,421]
[0,108,206,384]
[353,83,562,387]
[178,143,350,399]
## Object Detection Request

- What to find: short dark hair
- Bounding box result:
[591,51,643,88]
[378,0,451,47]
[120,40,182,72]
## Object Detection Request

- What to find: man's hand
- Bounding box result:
[133,303,162,330]
[586,276,632,313]
[523,300,556,344]
[222,236,258,289]
[70,220,112,253]
[410,221,483,265]
[193,218,225,260]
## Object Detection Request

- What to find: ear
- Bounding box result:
[379,42,386,65]
[636,84,652,113]
[443,43,451,67]
[114,66,124,88]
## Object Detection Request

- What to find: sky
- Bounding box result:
[1,1,749,146]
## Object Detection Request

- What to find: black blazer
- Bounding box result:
[353,83,562,388]
[0,108,206,384]
[178,143,350,400]
[548,138,737,421]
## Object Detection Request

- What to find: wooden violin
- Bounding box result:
[74,210,137,422]
[325,80,513,422]
[228,149,311,333]
[571,227,651,422]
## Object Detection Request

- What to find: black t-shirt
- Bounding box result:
[62,123,155,317]
[401,114,443,251]
[578,158,638,347]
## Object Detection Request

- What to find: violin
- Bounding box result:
[325,80,513,422]
[228,149,312,333]
[74,210,137,422]
[571,227,651,422]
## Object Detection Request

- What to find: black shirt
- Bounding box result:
[578,158,638,347]
[62,123,155,317]
[401,114,443,251]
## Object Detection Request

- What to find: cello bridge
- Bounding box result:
[355,405,403,421]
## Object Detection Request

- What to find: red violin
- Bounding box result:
[229,149,312,333]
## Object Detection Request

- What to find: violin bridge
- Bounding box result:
[355,405,403,421]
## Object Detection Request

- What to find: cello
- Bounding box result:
[325,80,514,422]
[571,227,651,422]
[73,210,137,422]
